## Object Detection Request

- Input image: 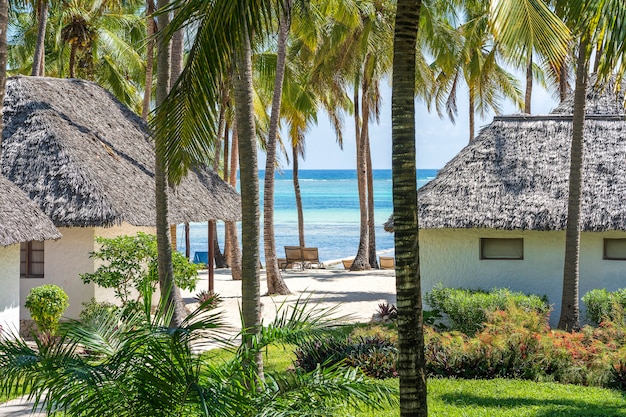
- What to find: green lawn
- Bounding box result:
[5,345,626,416]
[343,378,626,417]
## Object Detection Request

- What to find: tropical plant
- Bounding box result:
[24,284,69,336]
[0,297,396,417]
[80,233,199,305]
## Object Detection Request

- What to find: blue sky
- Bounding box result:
[267,80,559,170]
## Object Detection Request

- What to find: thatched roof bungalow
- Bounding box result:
[1,76,241,321]
[0,175,60,335]
[394,81,626,325]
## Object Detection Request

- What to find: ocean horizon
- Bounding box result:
[176,169,438,264]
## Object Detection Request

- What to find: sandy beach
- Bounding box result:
[180,266,397,339]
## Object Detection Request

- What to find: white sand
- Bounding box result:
[180,267,397,339]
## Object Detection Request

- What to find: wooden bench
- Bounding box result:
[283,246,304,270]
[379,256,395,270]
[302,247,324,269]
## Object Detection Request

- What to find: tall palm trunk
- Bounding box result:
[352,87,370,270]
[468,89,475,141]
[154,0,186,328]
[263,0,291,295]
[0,0,8,148]
[366,132,378,268]
[392,0,427,416]
[212,109,227,268]
[227,123,242,281]
[223,121,231,266]
[69,43,78,78]
[233,26,263,380]
[293,144,305,248]
[141,0,156,120]
[559,60,569,103]
[264,0,291,295]
[32,0,48,76]
[524,53,532,114]
[558,39,588,331]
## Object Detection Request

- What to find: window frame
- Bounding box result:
[603,238,626,260]
[20,240,45,278]
[480,238,524,260]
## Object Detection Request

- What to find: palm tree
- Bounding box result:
[141,0,155,119]
[553,0,626,330]
[263,0,292,295]
[430,1,523,141]
[154,0,186,327]
[0,0,7,149]
[391,1,427,414]
[31,0,49,75]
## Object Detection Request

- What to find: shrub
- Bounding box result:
[424,286,550,335]
[79,299,119,323]
[294,333,398,379]
[25,285,69,335]
[582,288,626,325]
[81,233,199,306]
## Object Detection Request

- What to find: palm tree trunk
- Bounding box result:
[524,53,532,114]
[32,0,48,76]
[264,0,292,295]
[184,222,190,259]
[0,0,8,150]
[352,86,370,271]
[141,0,156,120]
[212,108,227,268]
[227,122,242,281]
[233,25,263,380]
[559,58,569,103]
[293,145,305,248]
[154,0,186,328]
[69,43,78,78]
[366,131,378,268]
[557,39,588,331]
[468,90,475,141]
[170,27,184,87]
[392,0,427,416]
[223,121,231,265]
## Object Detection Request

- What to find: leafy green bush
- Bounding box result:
[81,233,199,306]
[582,288,626,325]
[24,285,69,335]
[424,286,550,335]
[79,298,119,323]
[294,334,398,379]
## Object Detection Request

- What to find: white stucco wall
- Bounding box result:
[20,224,157,322]
[93,225,156,306]
[21,227,96,321]
[420,229,626,327]
[0,245,20,337]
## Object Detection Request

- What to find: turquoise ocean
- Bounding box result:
[176,169,438,264]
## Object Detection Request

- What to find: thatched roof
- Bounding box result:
[1,76,240,227]
[0,175,61,246]
[385,79,626,232]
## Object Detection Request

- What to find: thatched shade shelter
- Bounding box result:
[1,76,240,227]
[0,176,60,246]
[385,81,626,326]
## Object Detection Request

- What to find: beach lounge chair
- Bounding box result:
[379,256,394,270]
[284,246,304,270]
[193,251,209,265]
[342,259,354,270]
[302,247,324,269]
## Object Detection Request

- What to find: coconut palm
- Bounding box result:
[0,0,7,150]
[263,0,292,295]
[553,0,626,330]
[430,1,523,141]
[9,0,147,112]
[391,0,569,414]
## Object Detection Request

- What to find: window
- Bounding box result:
[20,241,45,277]
[604,239,626,260]
[480,238,524,260]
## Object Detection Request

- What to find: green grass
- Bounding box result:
[341,378,626,417]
